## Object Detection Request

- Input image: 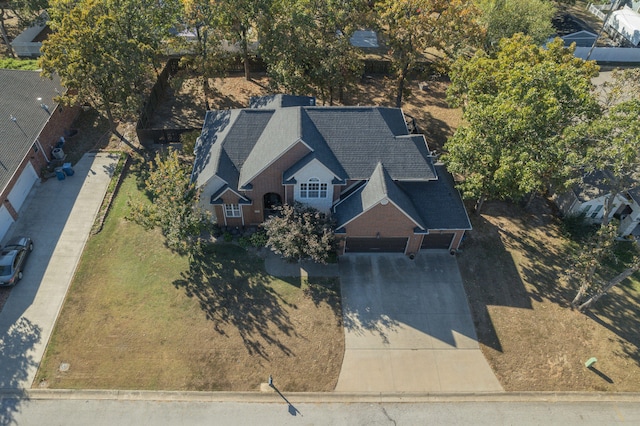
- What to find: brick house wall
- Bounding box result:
[0,103,80,219]
[30,103,81,174]
[239,143,311,225]
[340,203,423,254]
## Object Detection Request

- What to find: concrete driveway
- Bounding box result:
[335,253,502,393]
[0,152,119,390]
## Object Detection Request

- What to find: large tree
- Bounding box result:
[217,0,270,81]
[474,0,556,49]
[263,203,336,264]
[443,34,600,213]
[128,150,207,253]
[374,0,483,107]
[260,0,365,104]
[569,69,640,309]
[39,0,172,133]
[177,0,228,108]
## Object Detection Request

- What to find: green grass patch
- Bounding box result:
[0,58,39,70]
[36,167,344,391]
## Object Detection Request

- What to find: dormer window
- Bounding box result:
[300,177,327,198]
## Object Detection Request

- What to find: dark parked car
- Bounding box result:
[0,236,33,286]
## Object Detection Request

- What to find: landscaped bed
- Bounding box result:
[34,165,343,391]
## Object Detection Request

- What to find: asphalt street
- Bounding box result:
[1,398,639,426]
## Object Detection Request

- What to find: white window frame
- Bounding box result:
[590,204,603,219]
[224,204,241,218]
[300,177,327,199]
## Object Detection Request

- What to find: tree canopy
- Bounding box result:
[374,0,484,107]
[567,69,640,309]
[260,0,365,104]
[217,0,270,81]
[128,150,207,253]
[443,34,600,212]
[263,203,336,264]
[40,0,173,131]
[474,0,557,48]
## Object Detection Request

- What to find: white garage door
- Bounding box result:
[8,162,38,212]
[0,205,14,242]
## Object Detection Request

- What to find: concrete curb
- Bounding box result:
[1,389,640,403]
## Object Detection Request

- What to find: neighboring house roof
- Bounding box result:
[609,6,640,46]
[192,101,437,193]
[349,30,379,48]
[572,170,616,202]
[560,30,598,47]
[0,70,62,195]
[627,186,640,204]
[334,162,427,230]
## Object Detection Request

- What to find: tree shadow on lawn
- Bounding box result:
[463,199,640,366]
[585,281,640,368]
[173,243,299,359]
[302,277,342,325]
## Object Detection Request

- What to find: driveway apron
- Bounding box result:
[336,253,503,392]
[0,153,119,390]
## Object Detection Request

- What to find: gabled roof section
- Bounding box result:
[192,109,274,188]
[283,153,345,184]
[334,162,426,229]
[209,184,251,204]
[303,107,436,180]
[239,107,312,188]
[193,100,438,194]
[0,70,62,195]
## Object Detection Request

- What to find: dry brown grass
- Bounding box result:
[458,199,640,391]
[35,172,344,392]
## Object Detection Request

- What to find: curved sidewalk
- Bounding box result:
[0,152,119,390]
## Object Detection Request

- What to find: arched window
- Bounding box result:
[300,177,327,198]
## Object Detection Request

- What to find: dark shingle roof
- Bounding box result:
[192,109,274,187]
[397,165,472,231]
[334,162,426,229]
[0,70,62,194]
[194,103,437,193]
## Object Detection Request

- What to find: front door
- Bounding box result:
[263,192,282,220]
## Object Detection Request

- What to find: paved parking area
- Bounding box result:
[0,153,119,389]
[335,253,503,393]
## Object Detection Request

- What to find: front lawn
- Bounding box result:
[35,165,343,391]
[458,199,640,391]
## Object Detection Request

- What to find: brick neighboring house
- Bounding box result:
[0,70,80,241]
[192,95,471,255]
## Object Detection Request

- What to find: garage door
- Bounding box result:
[0,205,14,242]
[421,233,454,250]
[345,237,408,253]
[8,163,38,212]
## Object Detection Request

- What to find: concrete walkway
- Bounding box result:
[0,152,119,390]
[335,253,503,393]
